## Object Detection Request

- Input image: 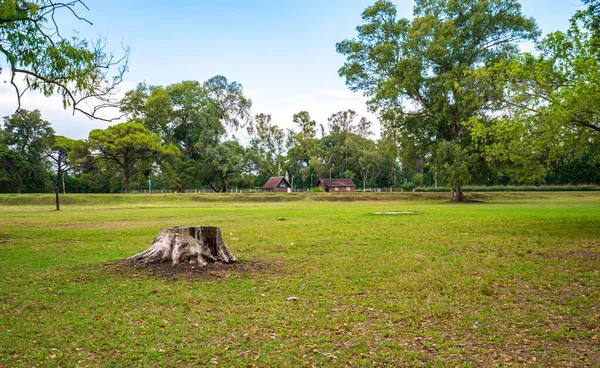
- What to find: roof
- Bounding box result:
[317,178,356,187]
[261,176,291,189]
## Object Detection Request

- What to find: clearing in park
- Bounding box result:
[0,192,598,366]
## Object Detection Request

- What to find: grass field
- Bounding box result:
[0,192,599,367]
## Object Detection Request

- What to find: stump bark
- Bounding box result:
[129,226,237,266]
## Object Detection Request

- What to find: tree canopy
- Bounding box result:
[336,0,539,199]
[1,109,54,193]
[83,122,177,193]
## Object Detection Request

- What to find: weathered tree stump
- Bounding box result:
[129,226,237,266]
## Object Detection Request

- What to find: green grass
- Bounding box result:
[415,184,600,192]
[0,192,599,367]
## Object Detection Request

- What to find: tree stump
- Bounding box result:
[129,226,237,266]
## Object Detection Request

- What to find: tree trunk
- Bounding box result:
[55,168,62,211]
[277,156,281,176]
[451,184,465,202]
[129,226,238,266]
[54,185,60,211]
[124,174,131,193]
[221,174,228,193]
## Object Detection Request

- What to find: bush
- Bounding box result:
[312,187,324,192]
[401,182,416,191]
[412,173,424,187]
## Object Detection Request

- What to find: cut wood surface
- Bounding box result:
[129,226,237,266]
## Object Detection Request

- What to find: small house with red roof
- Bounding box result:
[262,176,292,192]
[316,178,356,192]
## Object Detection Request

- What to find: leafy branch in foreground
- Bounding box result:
[0,0,129,121]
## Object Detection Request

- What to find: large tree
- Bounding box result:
[1,109,54,193]
[327,109,372,175]
[0,0,128,119]
[0,144,30,192]
[85,122,177,193]
[247,113,286,177]
[337,0,538,200]
[202,140,251,193]
[120,77,252,191]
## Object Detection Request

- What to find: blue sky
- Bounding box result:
[0,0,586,139]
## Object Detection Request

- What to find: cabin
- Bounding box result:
[262,176,292,192]
[316,178,356,192]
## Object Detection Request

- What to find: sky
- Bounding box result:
[0,0,587,140]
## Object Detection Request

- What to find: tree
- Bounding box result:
[350,137,380,190]
[1,109,54,193]
[289,111,322,181]
[68,138,113,193]
[468,5,600,182]
[85,122,177,193]
[337,0,538,200]
[327,109,372,173]
[292,111,316,140]
[0,144,30,192]
[203,75,253,129]
[120,77,252,191]
[0,0,128,119]
[202,141,251,193]
[46,136,76,210]
[582,0,599,54]
[247,113,286,176]
[433,141,475,201]
[375,132,400,187]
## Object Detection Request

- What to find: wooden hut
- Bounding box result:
[316,178,356,192]
[262,176,292,192]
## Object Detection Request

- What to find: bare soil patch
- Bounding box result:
[102,259,277,281]
[0,232,10,243]
[541,250,600,261]
[374,211,417,215]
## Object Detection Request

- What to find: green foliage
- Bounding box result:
[45,135,76,187]
[337,0,539,197]
[247,113,287,177]
[292,111,317,139]
[82,122,178,193]
[0,0,128,118]
[202,140,252,192]
[0,144,30,192]
[2,109,54,158]
[1,109,54,192]
[120,77,252,191]
[400,181,416,191]
[433,141,475,190]
[412,173,424,187]
[582,0,600,54]
[471,7,600,183]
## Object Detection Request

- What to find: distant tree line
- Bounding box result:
[1,0,599,196]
